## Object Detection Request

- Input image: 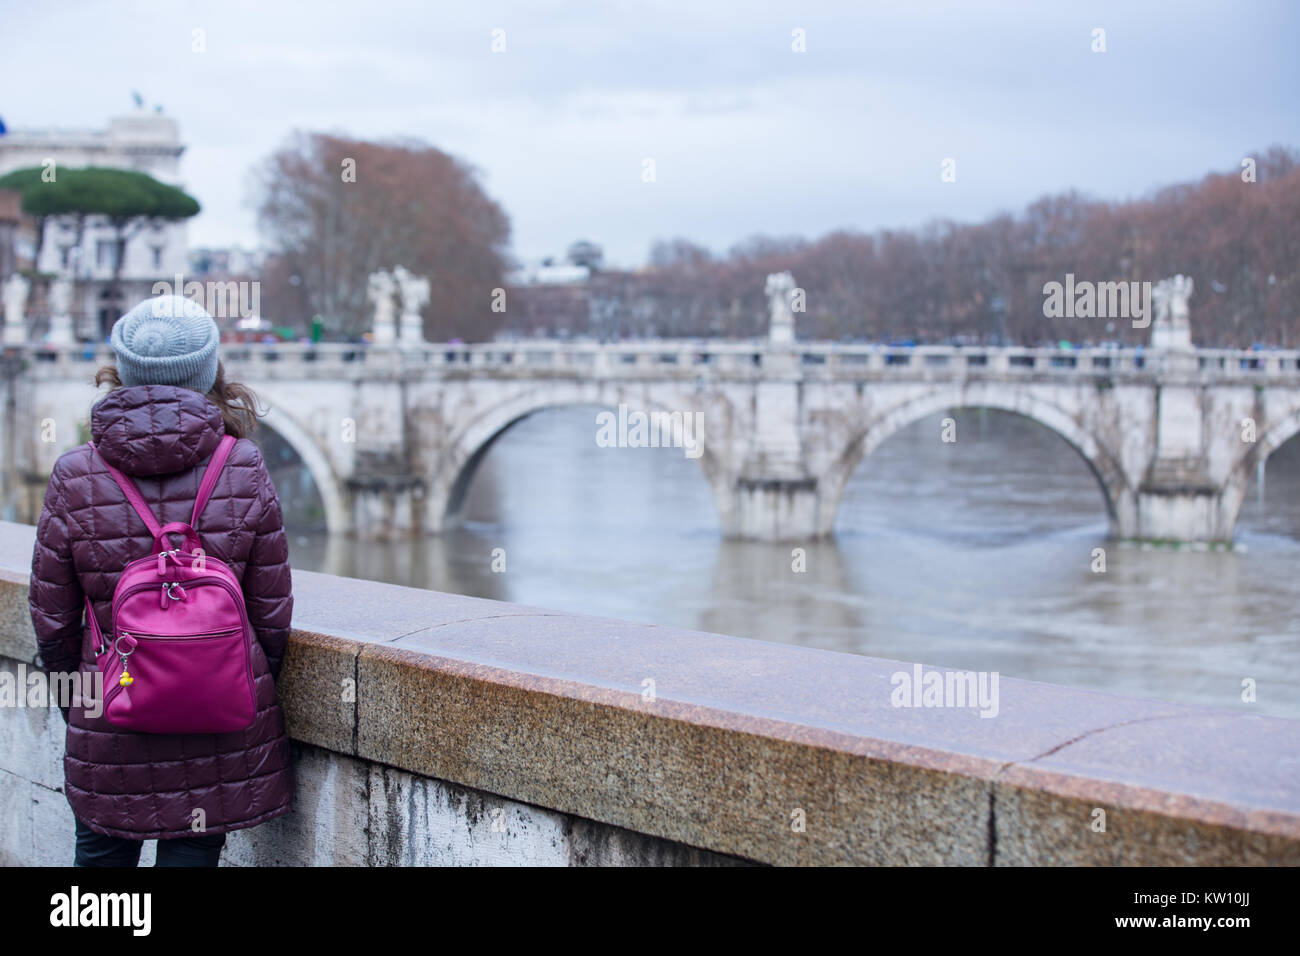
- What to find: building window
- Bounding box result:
[60,246,72,268]
[98,288,126,341]
[151,246,163,269]
[96,240,117,270]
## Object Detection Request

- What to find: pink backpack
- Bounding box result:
[85,434,257,735]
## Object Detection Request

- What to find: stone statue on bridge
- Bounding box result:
[3,274,28,346]
[393,265,430,346]
[1152,274,1193,350]
[367,269,397,346]
[765,271,796,346]
[46,277,75,346]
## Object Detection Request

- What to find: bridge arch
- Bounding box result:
[257,400,353,535]
[817,385,1131,536]
[1219,403,1300,535]
[429,383,730,531]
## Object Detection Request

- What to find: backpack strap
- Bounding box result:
[89,433,237,543]
[90,443,162,538]
[86,595,107,656]
[191,434,237,529]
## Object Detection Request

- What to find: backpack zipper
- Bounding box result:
[119,627,242,641]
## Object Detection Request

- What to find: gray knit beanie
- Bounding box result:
[110,295,220,393]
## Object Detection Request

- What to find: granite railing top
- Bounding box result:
[1,519,1295,864]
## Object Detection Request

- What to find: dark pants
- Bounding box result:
[74,814,226,867]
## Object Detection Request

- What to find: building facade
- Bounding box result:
[0,109,189,339]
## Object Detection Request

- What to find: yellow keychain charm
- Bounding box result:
[113,635,136,688]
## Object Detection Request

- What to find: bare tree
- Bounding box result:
[251,132,510,341]
[474,146,1300,347]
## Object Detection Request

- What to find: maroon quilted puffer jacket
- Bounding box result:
[28,383,294,840]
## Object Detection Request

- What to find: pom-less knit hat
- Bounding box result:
[110,295,220,394]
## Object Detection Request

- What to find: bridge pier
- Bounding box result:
[349,477,425,539]
[1133,484,1228,543]
[1130,348,1231,543]
[726,346,830,541]
[728,477,825,541]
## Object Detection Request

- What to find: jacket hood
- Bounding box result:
[90,384,225,477]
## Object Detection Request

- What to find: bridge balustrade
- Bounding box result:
[10,340,1300,385]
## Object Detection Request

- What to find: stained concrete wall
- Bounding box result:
[0,673,739,867]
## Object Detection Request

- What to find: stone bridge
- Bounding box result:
[6,333,1300,544]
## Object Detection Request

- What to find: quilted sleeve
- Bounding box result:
[244,447,293,683]
[29,457,85,682]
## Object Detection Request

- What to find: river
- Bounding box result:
[275,407,1300,719]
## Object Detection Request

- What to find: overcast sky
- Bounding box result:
[2,0,1297,268]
